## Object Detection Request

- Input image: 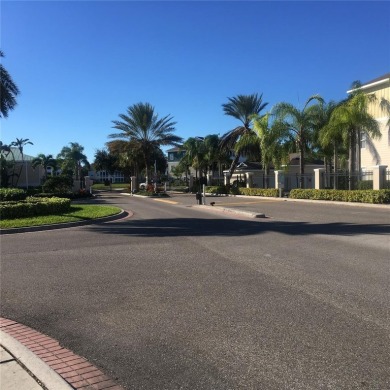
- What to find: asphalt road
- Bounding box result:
[1,192,389,389]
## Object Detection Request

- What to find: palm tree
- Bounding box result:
[324,84,381,189]
[32,154,57,182]
[180,137,206,182]
[11,138,33,187]
[57,142,89,180]
[252,114,290,188]
[220,94,268,182]
[110,102,182,185]
[272,95,324,188]
[0,141,14,187]
[0,50,20,118]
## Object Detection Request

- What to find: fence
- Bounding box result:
[282,173,314,191]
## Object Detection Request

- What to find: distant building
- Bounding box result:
[347,73,390,170]
[2,147,45,187]
[88,169,125,183]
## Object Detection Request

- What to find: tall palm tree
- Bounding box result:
[180,137,206,181]
[272,95,324,188]
[316,100,347,189]
[57,142,89,180]
[0,50,20,118]
[32,154,57,182]
[252,114,290,188]
[11,138,33,187]
[324,84,381,190]
[110,102,182,185]
[0,141,14,187]
[220,94,268,181]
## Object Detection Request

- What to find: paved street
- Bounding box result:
[1,192,389,389]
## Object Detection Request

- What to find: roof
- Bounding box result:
[362,73,390,86]
[2,147,35,162]
[347,72,390,93]
[166,147,184,152]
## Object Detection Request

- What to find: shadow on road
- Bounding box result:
[86,217,390,238]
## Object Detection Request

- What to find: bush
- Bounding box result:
[289,189,390,204]
[0,188,27,201]
[205,185,227,194]
[0,197,71,219]
[42,176,73,193]
[357,180,373,190]
[238,188,279,197]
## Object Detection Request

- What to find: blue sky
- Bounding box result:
[1,1,389,162]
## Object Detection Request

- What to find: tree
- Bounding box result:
[179,137,206,181]
[110,102,182,185]
[94,149,119,176]
[0,141,14,187]
[316,100,347,189]
[252,114,290,188]
[57,142,90,180]
[272,95,324,188]
[220,94,268,182]
[0,50,20,118]
[10,138,33,187]
[32,154,57,182]
[324,83,381,189]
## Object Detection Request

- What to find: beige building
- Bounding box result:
[347,73,390,169]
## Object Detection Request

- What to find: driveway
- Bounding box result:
[1,192,389,389]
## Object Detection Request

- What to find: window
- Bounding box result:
[360,131,366,149]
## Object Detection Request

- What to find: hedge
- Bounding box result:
[238,188,279,197]
[289,189,390,204]
[0,197,71,219]
[205,186,228,194]
[0,188,27,201]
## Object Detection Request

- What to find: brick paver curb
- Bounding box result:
[0,317,124,390]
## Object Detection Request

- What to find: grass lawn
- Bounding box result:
[92,183,129,190]
[0,204,122,229]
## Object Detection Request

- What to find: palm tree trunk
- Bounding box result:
[299,147,305,189]
[227,154,240,191]
[348,131,357,190]
[333,143,338,190]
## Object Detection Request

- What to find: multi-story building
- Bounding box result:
[347,73,390,170]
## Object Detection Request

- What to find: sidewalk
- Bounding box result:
[0,318,124,390]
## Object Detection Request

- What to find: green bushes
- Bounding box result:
[0,188,27,201]
[205,186,228,194]
[289,189,390,204]
[0,197,71,219]
[238,188,279,197]
[42,176,73,193]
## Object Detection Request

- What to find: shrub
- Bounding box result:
[0,188,27,201]
[289,189,390,204]
[42,176,73,193]
[238,188,279,197]
[0,197,71,219]
[357,180,373,190]
[205,186,227,194]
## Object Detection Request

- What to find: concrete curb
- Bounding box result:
[192,205,265,218]
[0,209,130,235]
[0,330,73,390]
[231,195,390,208]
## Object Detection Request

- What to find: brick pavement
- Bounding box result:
[0,317,124,390]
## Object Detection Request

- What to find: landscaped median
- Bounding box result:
[0,188,122,229]
[289,189,390,204]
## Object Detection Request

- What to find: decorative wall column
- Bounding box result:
[314,168,325,189]
[372,165,388,190]
[274,170,284,189]
[245,172,253,188]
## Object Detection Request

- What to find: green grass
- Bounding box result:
[92,183,129,190]
[0,204,122,229]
